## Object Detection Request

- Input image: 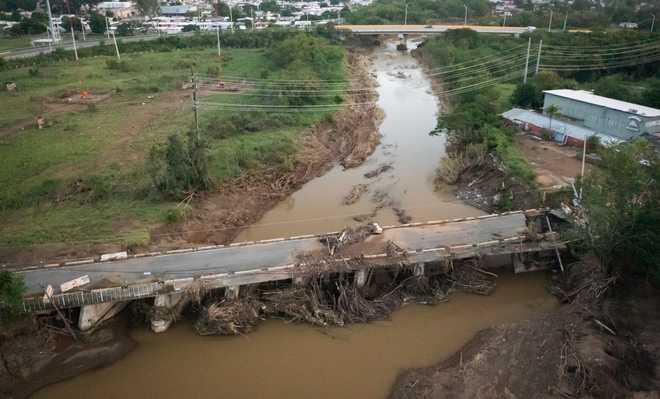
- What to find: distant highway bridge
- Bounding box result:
[336,24,537,35]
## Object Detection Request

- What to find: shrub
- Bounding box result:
[105,59,131,72]
[147,130,211,198]
[587,135,601,152]
[28,63,39,76]
[0,271,26,324]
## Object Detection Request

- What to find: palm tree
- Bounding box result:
[545,104,560,132]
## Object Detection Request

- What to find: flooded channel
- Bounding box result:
[33,41,557,399]
[237,40,481,241]
[35,272,556,399]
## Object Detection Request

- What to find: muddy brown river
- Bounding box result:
[33,42,556,398]
[237,40,482,242]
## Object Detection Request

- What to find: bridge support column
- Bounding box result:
[225,285,240,300]
[354,269,368,287]
[414,263,425,277]
[78,302,127,332]
[150,292,189,333]
[397,34,408,51]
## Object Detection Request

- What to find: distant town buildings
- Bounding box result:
[96,1,138,18]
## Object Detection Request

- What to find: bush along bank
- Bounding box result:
[415,30,539,212]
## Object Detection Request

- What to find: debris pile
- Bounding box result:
[364,163,393,179]
[191,257,495,336]
[343,184,369,205]
[195,300,262,335]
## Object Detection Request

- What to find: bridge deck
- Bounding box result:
[18,210,561,311]
[336,24,532,35]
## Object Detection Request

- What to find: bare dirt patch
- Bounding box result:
[43,90,114,114]
[515,134,594,188]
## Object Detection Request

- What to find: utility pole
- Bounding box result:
[111,30,121,60]
[105,16,110,39]
[502,13,507,27]
[251,8,254,30]
[71,26,78,61]
[216,27,221,57]
[562,12,568,31]
[652,14,656,33]
[229,6,233,32]
[463,4,468,25]
[192,72,200,140]
[523,36,531,84]
[404,2,408,25]
[535,39,542,74]
[548,9,553,32]
[579,135,587,199]
[44,0,58,43]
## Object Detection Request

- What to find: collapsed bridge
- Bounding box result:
[14,208,566,331]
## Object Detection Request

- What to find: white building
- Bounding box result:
[96,2,138,18]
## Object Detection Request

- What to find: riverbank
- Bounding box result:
[389,260,660,398]
[412,35,540,213]
[150,49,383,248]
[0,315,135,399]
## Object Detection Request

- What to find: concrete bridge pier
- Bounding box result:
[78,302,128,332]
[354,269,368,287]
[225,285,240,300]
[414,263,425,277]
[397,34,408,50]
[150,292,189,333]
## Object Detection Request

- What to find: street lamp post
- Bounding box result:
[463,4,468,25]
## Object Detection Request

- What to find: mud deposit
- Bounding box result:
[33,272,556,399]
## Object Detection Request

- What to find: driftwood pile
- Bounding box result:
[195,300,262,335]
[193,264,484,335]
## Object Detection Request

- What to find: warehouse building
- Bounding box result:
[502,89,660,146]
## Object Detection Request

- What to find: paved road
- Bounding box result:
[1,32,195,59]
[336,24,534,35]
[19,213,527,295]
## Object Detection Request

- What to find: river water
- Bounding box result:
[236,40,482,242]
[35,273,555,399]
[34,42,556,399]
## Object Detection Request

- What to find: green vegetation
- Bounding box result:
[346,0,490,24]
[421,30,536,186]
[147,130,211,199]
[510,31,660,110]
[579,141,660,283]
[0,271,26,323]
[345,0,660,29]
[0,33,345,251]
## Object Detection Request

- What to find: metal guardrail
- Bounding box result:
[23,282,164,312]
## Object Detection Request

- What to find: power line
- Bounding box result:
[2,187,554,250]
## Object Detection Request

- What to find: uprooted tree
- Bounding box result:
[147,130,211,199]
[579,140,660,283]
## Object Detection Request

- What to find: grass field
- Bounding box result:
[0,35,33,52]
[0,44,343,251]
